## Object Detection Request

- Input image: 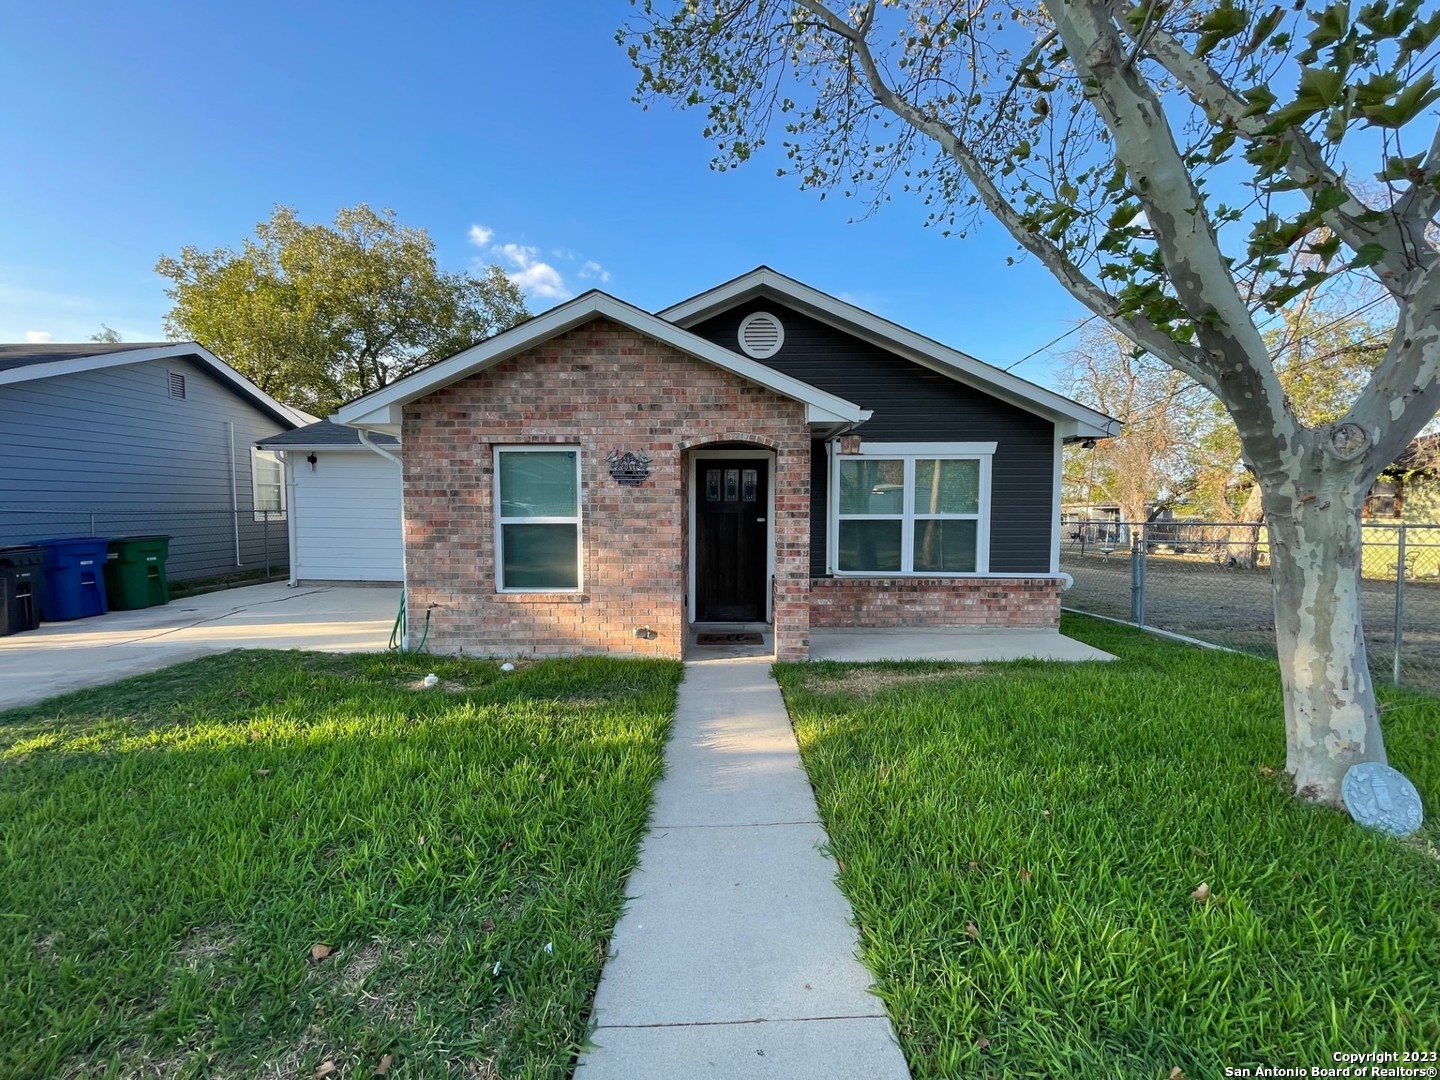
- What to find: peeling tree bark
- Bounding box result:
[1263,485,1386,802]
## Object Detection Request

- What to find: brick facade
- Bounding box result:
[400,318,813,660]
[808,577,1061,629]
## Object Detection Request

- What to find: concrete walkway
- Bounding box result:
[576,659,910,1080]
[0,583,398,710]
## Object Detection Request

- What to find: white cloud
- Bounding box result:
[492,243,571,300]
[469,226,615,303]
[25,330,53,343]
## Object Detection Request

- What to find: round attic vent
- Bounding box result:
[738,311,785,359]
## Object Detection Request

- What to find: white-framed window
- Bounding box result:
[495,446,582,592]
[251,448,286,521]
[831,442,992,575]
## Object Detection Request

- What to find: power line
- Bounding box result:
[1110,298,1394,422]
[1004,316,1098,372]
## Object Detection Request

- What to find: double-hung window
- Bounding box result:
[251,448,286,521]
[833,444,991,574]
[495,447,582,591]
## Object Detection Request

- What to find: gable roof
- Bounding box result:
[257,420,399,451]
[334,290,873,434]
[660,267,1118,441]
[0,341,314,428]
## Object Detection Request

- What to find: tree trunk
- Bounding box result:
[1265,496,1387,803]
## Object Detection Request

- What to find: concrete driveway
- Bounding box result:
[0,583,399,711]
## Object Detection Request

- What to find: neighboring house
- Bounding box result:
[1365,433,1440,523]
[0,342,311,581]
[334,267,1117,660]
[256,421,403,585]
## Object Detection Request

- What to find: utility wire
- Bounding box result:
[1004,316,1099,372]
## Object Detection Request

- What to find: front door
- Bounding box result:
[695,458,769,621]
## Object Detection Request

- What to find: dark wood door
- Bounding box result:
[696,459,769,621]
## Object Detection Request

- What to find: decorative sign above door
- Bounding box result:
[607,449,652,486]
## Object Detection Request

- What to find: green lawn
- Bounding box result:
[776,615,1440,1080]
[0,650,681,1079]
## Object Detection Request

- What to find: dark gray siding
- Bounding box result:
[0,358,291,580]
[691,299,1056,574]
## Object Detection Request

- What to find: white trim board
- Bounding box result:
[661,267,1118,441]
[335,290,872,435]
[687,448,777,625]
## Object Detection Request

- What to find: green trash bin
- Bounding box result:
[104,535,172,610]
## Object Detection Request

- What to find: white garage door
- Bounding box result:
[293,451,403,582]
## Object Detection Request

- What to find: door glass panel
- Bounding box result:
[914,459,980,515]
[913,519,978,572]
[838,520,903,572]
[706,470,721,502]
[499,451,577,517]
[742,469,758,502]
[724,468,740,501]
[838,459,904,515]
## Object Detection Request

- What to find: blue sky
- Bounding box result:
[0,2,1094,390]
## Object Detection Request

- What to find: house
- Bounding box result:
[333,268,1117,660]
[0,342,311,581]
[1365,433,1440,522]
[255,421,403,585]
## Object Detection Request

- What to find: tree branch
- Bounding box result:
[790,0,1215,388]
[1044,1,1298,463]
[1133,22,1436,289]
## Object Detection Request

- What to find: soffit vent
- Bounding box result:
[168,371,187,399]
[738,311,785,359]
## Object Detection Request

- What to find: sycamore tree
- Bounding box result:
[157,204,528,415]
[625,0,1440,803]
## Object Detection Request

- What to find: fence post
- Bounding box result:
[1131,521,1147,625]
[1393,523,1407,688]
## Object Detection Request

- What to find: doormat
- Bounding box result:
[696,632,765,645]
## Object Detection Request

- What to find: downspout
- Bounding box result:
[281,450,299,587]
[356,428,408,648]
[227,421,242,566]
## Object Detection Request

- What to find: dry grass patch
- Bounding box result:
[805,663,988,697]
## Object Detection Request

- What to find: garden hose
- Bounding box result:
[388,590,431,653]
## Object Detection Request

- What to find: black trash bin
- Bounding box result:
[0,545,45,636]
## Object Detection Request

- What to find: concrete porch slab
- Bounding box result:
[808,627,1114,663]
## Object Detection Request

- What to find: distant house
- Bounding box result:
[1365,433,1440,523]
[256,421,403,585]
[0,342,311,581]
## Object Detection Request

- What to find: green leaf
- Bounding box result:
[1306,1,1351,51]
[1379,153,1426,180]
[1350,242,1388,267]
[1360,70,1440,128]
[1243,6,1287,56]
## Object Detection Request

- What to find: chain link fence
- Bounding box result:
[0,507,288,586]
[1060,519,1440,697]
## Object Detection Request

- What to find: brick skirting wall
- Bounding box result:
[809,577,1062,629]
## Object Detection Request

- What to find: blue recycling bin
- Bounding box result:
[37,537,110,621]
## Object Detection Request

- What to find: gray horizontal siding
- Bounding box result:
[0,357,292,580]
[692,300,1057,574]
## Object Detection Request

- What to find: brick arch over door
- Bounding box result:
[679,432,783,452]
